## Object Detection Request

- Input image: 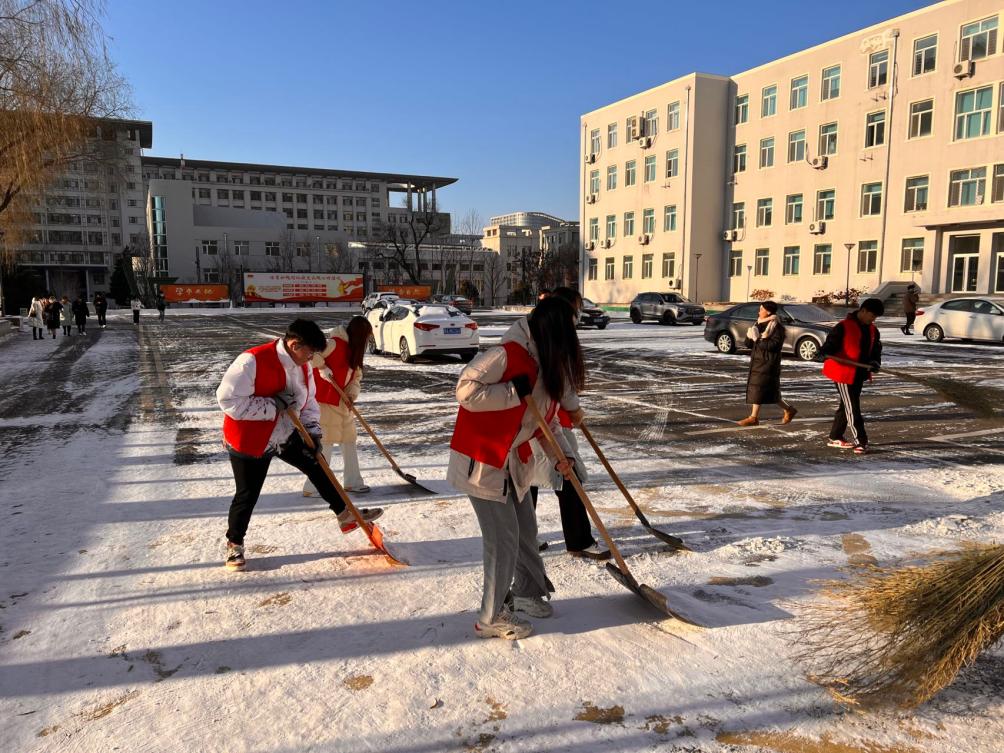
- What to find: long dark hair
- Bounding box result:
[344,315,372,371]
[527,297,585,401]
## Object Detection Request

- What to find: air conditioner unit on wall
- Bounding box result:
[585,153,597,164]
[637,136,652,148]
[585,194,597,204]
[584,240,595,251]
[638,234,650,245]
[668,278,682,289]
[809,221,826,235]
[810,156,828,170]
[601,239,612,249]
[953,60,975,79]
[722,229,736,241]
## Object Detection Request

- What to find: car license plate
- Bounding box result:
[444,327,461,335]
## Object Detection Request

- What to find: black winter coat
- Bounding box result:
[93,295,108,314]
[744,320,785,404]
[72,299,90,324]
[43,301,62,328]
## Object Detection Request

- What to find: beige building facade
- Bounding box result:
[582,0,1004,305]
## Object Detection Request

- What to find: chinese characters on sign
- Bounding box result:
[242,273,364,303]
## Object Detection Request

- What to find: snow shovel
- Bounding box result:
[577,422,690,552]
[287,408,407,566]
[525,396,697,624]
[328,379,436,493]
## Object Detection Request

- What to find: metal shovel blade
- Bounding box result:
[362,520,408,567]
[605,563,699,625]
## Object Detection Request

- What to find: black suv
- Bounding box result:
[629,292,705,325]
[578,298,610,329]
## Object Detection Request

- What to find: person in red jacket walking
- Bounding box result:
[216,318,383,571]
[820,298,884,455]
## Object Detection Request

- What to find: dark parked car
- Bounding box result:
[439,295,473,314]
[703,302,838,361]
[578,298,610,329]
[629,292,705,325]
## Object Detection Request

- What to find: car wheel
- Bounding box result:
[715,332,736,354]
[597,323,607,330]
[924,324,944,343]
[367,336,380,355]
[399,337,413,363]
[660,311,676,325]
[629,308,642,324]
[460,349,477,363]
[796,336,820,361]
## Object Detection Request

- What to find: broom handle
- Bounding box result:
[524,396,630,574]
[328,377,406,476]
[577,422,647,521]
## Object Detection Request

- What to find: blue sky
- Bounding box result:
[104,0,930,225]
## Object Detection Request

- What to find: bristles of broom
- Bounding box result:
[885,370,1004,419]
[792,543,1004,709]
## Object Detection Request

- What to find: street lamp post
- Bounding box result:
[843,242,855,307]
[746,264,753,301]
[694,253,702,302]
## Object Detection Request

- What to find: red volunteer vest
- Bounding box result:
[450,341,552,469]
[314,338,354,407]
[222,340,307,457]
[822,315,877,384]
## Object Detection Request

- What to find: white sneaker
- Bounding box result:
[344,484,370,494]
[512,595,553,618]
[475,608,532,640]
[337,507,383,533]
[568,543,612,561]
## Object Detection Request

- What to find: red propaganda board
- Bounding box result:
[243,273,364,303]
[377,284,432,300]
[160,284,230,303]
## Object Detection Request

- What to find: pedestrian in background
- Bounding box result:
[43,296,61,339]
[73,295,90,334]
[156,293,167,322]
[130,296,142,325]
[93,292,108,328]
[59,295,72,336]
[27,295,46,340]
[737,300,797,426]
[901,284,920,335]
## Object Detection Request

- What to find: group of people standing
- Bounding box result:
[26,293,103,340]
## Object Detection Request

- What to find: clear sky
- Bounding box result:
[103,0,932,226]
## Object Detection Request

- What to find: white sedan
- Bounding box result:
[920,297,1004,343]
[366,303,480,363]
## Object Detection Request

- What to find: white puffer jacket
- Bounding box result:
[310,326,363,445]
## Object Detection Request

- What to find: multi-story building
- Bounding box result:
[482,213,580,298]
[488,211,566,230]
[582,0,1004,305]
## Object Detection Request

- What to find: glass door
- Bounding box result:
[995,251,1004,294]
[951,254,979,293]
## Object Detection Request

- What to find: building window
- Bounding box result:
[663,205,677,231]
[589,169,600,194]
[783,246,800,275]
[761,85,777,117]
[861,183,883,216]
[662,252,676,278]
[754,248,769,276]
[756,198,773,227]
[607,123,618,148]
[858,240,878,273]
[605,257,614,280]
[588,218,599,241]
[665,149,679,178]
[197,188,211,199]
[993,164,1004,202]
[913,34,937,75]
[644,154,656,182]
[644,109,659,136]
[909,99,934,138]
[667,101,680,131]
[733,144,747,173]
[588,258,598,280]
[731,202,745,230]
[954,87,993,140]
[901,238,924,272]
[790,75,808,109]
[759,137,774,168]
[817,189,836,220]
[785,193,803,224]
[948,167,986,206]
[625,160,637,187]
[642,253,653,278]
[623,256,633,279]
[729,250,743,277]
[960,16,998,61]
[606,165,617,190]
[201,240,218,255]
[868,50,888,88]
[819,122,838,155]
[999,83,1004,131]
[605,214,616,238]
[623,211,635,236]
[735,94,749,124]
[813,244,832,274]
[904,176,929,212]
[865,111,886,147]
[787,130,806,162]
[590,129,601,154]
[642,208,655,234]
[821,64,841,100]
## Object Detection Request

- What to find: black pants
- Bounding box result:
[830,380,867,447]
[97,311,107,326]
[226,431,346,545]
[132,310,140,324]
[530,482,596,552]
[63,325,71,336]
[904,312,916,331]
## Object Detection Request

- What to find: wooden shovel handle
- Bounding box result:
[577,422,648,522]
[328,378,406,476]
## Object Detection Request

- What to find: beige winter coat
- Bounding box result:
[310,326,362,445]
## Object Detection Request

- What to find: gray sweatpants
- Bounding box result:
[470,486,552,624]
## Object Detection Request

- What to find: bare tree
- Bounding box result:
[324,240,357,274]
[480,251,506,307]
[270,229,297,273]
[378,205,446,284]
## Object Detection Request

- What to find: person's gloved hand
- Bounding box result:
[304,424,324,450]
[273,388,296,414]
[869,361,881,373]
[510,374,532,399]
[566,407,585,427]
[555,457,575,481]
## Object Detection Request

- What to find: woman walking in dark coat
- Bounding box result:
[737,300,797,426]
[72,295,90,334]
[43,296,62,339]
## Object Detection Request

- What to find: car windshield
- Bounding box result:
[784,304,836,323]
[582,298,598,308]
[660,293,689,303]
[415,304,461,317]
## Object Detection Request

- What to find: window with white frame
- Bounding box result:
[642,253,653,278]
[861,182,883,215]
[868,50,888,88]
[588,258,598,280]
[735,95,749,124]
[994,163,1004,202]
[667,101,680,130]
[265,241,280,257]
[606,165,617,190]
[821,65,841,100]
[857,240,878,273]
[761,85,777,117]
[909,99,934,138]
[663,204,677,231]
[643,109,658,136]
[790,75,808,109]
[606,215,616,238]
[756,198,773,227]
[948,167,986,206]
[623,255,633,279]
[960,16,998,61]
[605,257,614,280]
[785,193,803,224]
[813,244,832,274]
[905,176,929,211]
[817,189,836,220]
[783,246,800,275]
[913,34,937,75]
[642,208,655,234]
[954,86,993,140]
[201,240,218,255]
[819,122,838,155]
[759,137,774,168]
[733,144,747,173]
[901,238,924,272]
[662,252,676,278]
[788,130,806,162]
[625,160,637,187]
[590,129,601,154]
[589,169,600,194]
[623,211,635,236]
[731,202,745,230]
[644,154,656,182]
[999,83,1004,132]
[588,218,599,240]
[865,111,886,147]
[233,240,249,255]
[729,249,743,277]
[607,123,618,148]
[754,248,769,276]
[665,149,679,178]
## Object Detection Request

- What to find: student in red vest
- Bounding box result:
[216,318,383,571]
[820,298,884,456]
[448,297,584,640]
[304,316,372,497]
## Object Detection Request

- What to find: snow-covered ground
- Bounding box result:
[1,309,1002,753]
